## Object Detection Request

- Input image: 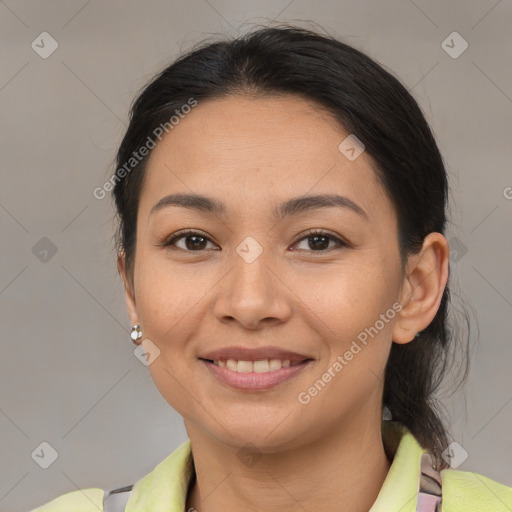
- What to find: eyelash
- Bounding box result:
[160,229,348,253]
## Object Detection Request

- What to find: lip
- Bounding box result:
[198,346,312,365]
[200,359,313,391]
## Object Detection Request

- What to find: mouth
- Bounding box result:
[198,357,311,373]
[197,346,314,391]
[198,346,313,366]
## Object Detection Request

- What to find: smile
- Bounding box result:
[207,358,306,373]
[199,358,313,390]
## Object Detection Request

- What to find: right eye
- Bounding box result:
[161,230,217,251]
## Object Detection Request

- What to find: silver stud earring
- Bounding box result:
[130,324,142,343]
[414,331,423,339]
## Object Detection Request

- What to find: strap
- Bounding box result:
[416,453,442,511]
[103,485,133,512]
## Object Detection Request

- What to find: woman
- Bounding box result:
[33,24,512,511]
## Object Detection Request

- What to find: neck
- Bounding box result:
[185,416,391,512]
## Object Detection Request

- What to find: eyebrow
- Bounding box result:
[149,192,368,222]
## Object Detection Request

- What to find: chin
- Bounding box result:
[211,414,306,453]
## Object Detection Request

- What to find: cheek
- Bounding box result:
[289,261,399,411]
[294,267,397,412]
[292,257,400,339]
[135,252,205,335]
[132,262,202,396]
[136,272,200,415]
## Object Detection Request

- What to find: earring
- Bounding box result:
[414,331,423,339]
[130,324,142,343]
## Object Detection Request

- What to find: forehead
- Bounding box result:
[139,94,394,226]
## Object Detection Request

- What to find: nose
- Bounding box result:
[213,248,292,330]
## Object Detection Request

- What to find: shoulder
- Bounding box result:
[29,488,104,511]
[441,468,512,511]
[29,441,193,511]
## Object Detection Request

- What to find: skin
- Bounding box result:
[117,94,449,512]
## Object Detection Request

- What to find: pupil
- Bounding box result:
[186,236,206,250]
[310,235,328,251]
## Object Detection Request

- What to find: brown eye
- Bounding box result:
[293,230,346,252]
[162,230,216,251]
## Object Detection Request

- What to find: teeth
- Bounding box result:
[226,359,238,371]
[237,360,253,373]
[254,360,269,373]
[269,358,282,371]
[212,358,297,373]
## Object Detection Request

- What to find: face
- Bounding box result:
[122,94,406,452]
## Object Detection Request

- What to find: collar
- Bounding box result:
[126,420,428,512]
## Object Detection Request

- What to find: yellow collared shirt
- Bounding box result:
[31,421,512,511]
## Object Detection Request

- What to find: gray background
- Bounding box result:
[1,1,511,510]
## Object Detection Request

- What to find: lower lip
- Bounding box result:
[200,359,312,391]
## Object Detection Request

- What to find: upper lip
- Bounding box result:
[199,346,313,364]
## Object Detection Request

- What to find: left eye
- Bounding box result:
[161,230,346,252]
[293,230,346,252]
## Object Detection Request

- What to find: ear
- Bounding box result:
[117,250,139,328]
[392,232,449,344]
